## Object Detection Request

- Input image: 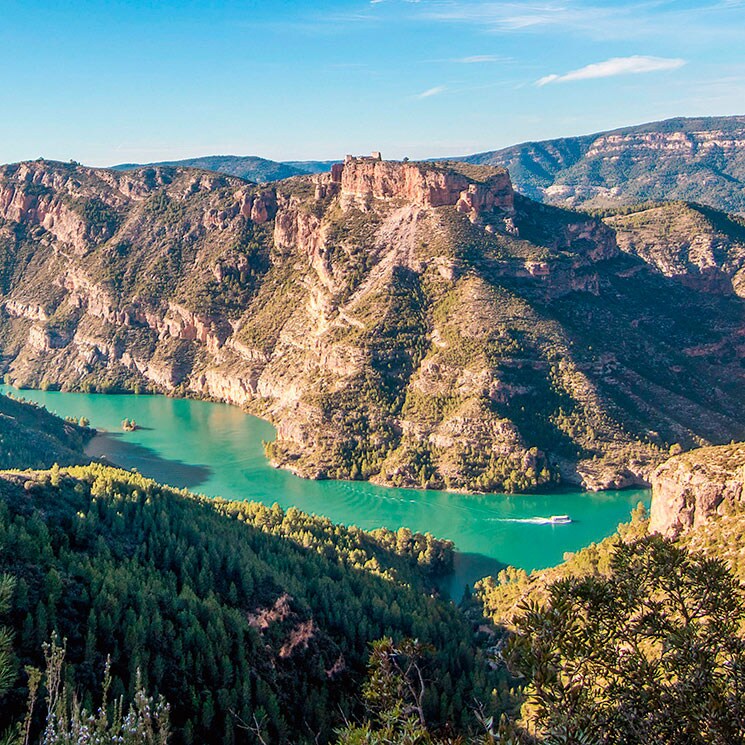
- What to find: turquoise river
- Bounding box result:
[2,386,649,595]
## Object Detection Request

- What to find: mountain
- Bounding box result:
[1,157,744,493]
[112,117,745,214]
[111,155,337,183]
[461,116,745,214]
[0,463,494,743]
[0,391,91,468]
[603,202,745,295]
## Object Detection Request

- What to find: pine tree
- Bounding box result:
[0,573,18,745]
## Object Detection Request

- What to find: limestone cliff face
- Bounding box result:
[649,444,745,538]
[0,157,744,492]
[583,128,745,161]
[1,179,89,254]
[325,156,514,223]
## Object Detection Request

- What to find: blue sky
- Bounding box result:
[1,0,744,165]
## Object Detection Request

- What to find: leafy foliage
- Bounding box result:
[509,536,745,745]
[336,637,526,745]
[0,573,16,700]
[23,637,169,745]
[0,573,18,745]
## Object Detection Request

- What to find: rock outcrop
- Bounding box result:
[649,444,745,538]
[321,155,514,223]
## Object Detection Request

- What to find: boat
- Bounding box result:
[491,515,573,525]
[548,515,572,524]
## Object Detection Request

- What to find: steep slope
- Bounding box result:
[0,157,744,493]
[463,116,745,214]
[0,392,91,468]
[649,442,745,538]
[603,202,745,296]
[112,155,336,182]
[0,464,492,744]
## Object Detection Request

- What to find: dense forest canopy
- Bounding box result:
[0,464,509,744]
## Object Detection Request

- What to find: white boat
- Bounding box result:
[548,515,572,524]
[491,514,573,525]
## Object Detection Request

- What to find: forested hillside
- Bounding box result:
[0,464,504,744]
[0,392,91,469]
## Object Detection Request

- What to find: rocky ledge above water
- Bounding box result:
[649,443,745,538]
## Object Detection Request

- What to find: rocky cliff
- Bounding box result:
[649,443,745,538]
[604,203,745,297]
[464,116,745,214]
[0,157,744,492]
[320,156,515,225]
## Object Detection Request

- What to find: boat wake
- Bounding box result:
[490,515,573,525]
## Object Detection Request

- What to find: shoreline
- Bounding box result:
[0,383,651,595]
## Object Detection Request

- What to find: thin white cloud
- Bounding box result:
[536,55,686,86]
[417,2,611,32]
[416,85,446,98]
[406,1,745,43]
[453,55,505,63]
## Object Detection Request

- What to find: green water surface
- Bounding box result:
[2,387,649,594]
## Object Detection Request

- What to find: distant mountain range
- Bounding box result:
[111,154,337,182]
[111,116,745,214]
[462,115,745,214]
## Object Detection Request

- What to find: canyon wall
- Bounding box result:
[649,444,745,538]
[323,156,515,222]
[0,157,744,492]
